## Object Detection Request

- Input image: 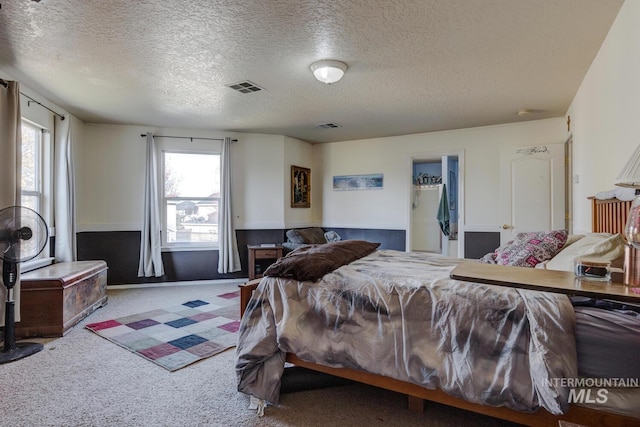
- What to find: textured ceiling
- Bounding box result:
[0,0,624,144]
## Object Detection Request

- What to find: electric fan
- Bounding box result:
[0,206,49,364]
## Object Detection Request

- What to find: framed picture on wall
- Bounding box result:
[332,173,384,190]
[291,165,310,208]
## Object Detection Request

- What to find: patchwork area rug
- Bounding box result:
[86,291,241,371]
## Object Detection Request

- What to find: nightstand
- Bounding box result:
[247,245,284,280]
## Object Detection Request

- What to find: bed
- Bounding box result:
[235,198,640,427]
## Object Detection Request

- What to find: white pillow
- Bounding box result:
[545,233,625,272]
[535,234,585,269]
[563,234,585,248]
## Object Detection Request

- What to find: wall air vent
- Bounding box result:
[226,81,264,94]
[316,123,340,129]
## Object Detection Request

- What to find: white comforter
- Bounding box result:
[235,250,577,414]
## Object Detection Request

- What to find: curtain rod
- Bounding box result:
[1,78,66,120]
[140,134,237,142]
[21,92,66,120]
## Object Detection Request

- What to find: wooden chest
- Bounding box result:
[16,261,108,338]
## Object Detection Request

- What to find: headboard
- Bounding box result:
[590,197,632,234]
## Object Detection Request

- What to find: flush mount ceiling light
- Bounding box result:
[310,60,348,84]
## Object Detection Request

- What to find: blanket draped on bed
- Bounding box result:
[235,250,577,414]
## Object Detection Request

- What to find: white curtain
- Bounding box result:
[138,133,165,277]
[0,80,22,325]
[54,115,77,262]
[217,137,241,273]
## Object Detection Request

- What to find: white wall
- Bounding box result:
[78,119,567,238]
[567,0,638,234]
[76,124,146,231]
[314,118,567,232]
[231,133,289,229]
[283,136,314,228]
[20,94,54,131]
[76,124,309,232]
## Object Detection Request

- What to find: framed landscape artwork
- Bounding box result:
[333,173,383,191]
[291,165,310,208]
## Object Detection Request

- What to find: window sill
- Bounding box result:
[20,257,55,273]
[161,246,219,253]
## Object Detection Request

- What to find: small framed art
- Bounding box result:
[291,165,310,208]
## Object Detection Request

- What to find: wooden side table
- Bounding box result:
[247,245,283,280]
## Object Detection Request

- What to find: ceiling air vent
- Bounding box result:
[226,81,264,94]
[316,123,340,129]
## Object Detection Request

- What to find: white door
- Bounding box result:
[499,144,565,244]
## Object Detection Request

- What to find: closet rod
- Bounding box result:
[2,79,65,120]
[140,134,236,142]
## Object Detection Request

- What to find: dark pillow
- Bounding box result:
[286,227,327,244]
[479,230,568,268]
[264,240,380,282]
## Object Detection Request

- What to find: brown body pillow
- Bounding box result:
[264,240,380,282]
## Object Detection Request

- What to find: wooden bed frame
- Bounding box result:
[590,196,632,235]
[238,198,638,427]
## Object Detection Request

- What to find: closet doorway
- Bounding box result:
[408,151,464,257]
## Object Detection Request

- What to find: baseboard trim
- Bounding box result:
[109,278,248,289]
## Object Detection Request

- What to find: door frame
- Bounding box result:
[406,149,465,257]
[565,135,574,234]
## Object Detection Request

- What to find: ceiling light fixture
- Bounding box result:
[310,60,348,84]
[517,109,546,117]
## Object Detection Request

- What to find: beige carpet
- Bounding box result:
[0,281,522,427]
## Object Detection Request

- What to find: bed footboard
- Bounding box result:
[238,278,261,318]
[284,354,638,426]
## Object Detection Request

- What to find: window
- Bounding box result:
[20,122,43,212]
[20,119,52,266]
[162,150,221,248]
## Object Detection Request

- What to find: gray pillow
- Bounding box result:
[286,227,326,244]
[324,230,341,242]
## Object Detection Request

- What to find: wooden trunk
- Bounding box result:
[16,261,108,338]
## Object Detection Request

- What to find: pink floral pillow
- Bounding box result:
[479,230,568,268]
